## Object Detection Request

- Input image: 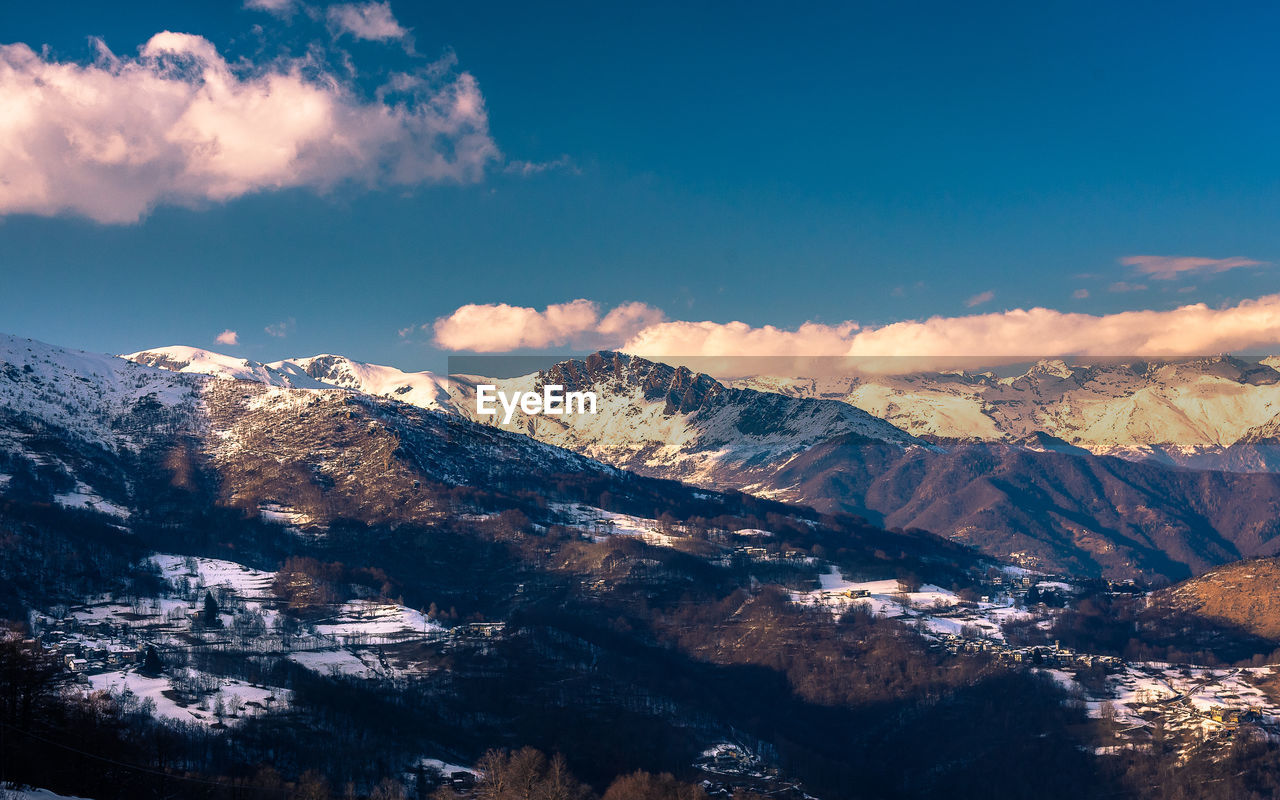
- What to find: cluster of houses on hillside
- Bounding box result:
[731,544,810,563]
[692,744,810,800]
[34,616,152,681]
[934,628,1122,671]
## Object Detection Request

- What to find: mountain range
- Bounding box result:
[108,344,1280,580]
[12,331,1280,798]
[738,357,1280,471]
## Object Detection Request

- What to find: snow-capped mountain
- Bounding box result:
[123,346,922,489]
[103,340,1280,577]
[124,345,330,389]
[5,334,775,539]
[450,351,923,489]
[272,354,453,412]
[736,356,1280,470]
[4,335,203,452]
[123,347,455,412]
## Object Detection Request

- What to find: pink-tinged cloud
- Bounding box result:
[326,2,408,41]
[622,296,1280,365]
[965,290,995,308]
[1072,289,1090,299]
[623,320,861,358]
[434,294,1280,371]
[1121,255,1265,280]
[215,329,239,345]
[432,300,665,351]
[0,31,498,223]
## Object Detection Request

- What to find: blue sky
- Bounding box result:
[3,1,1280,370]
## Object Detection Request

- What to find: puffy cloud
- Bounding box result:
[435,294,1280,373]
[623,320,860,358]
[622,296,1280,368]
[1121,255,1265,280]
[326,2,408,41]
[596,301,666,339]
[1072,289,1090,299]
[965,290,995,308]
[215,329,239,345]
[0,31,497,223]
[431,300,664,352]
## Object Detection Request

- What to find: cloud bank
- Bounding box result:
[432,300,665,351]
[432,295,1280,371]
[0,30,497,223]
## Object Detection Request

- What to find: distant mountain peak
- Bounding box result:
[122,345,455,411]
[538,351,724,415]
[124,345,328,389]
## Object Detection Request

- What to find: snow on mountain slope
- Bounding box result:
[4,334,644,531]
[124,346,330,389]
[1,787,96,800]
[119,342,1280,475]
[1,334,202,452]
[271,354,454,412]
[735,357,1280,466]
[448,352,921,488]
[123,347,457,412]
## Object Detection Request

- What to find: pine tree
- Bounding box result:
[203,591,223,628]
[141,645,163,675]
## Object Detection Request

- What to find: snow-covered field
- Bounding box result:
[288,648,387,679]
[152,554,276,599]
[35,553,454,729]
[792,566,1025,639]
[1084,663,1280,732]
[87,670,284,726]
[1,786,95,800]
[314,602,440,640]
[796,571,916,615]
[53,483,130,519]
[553,503,680,548]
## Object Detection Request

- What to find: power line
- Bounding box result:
[0,720,289,795]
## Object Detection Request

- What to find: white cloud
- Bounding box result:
[504,155,579,177]
[431,300,664,352]
[1109,281,1148,293]
[243,0,297,16]
[596,301,667,339]
[433,294,1280,372]
[264,318,295,338]
[965,290,995,308]
[1121,255,1265,280]
[0,31,497,223]
[215,329,239,345]
[326,2,407,41]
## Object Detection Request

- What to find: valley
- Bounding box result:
[6,334,1280,799]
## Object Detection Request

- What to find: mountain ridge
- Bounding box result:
[114,341,1280,579]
